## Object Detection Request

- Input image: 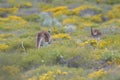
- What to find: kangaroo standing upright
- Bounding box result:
[91,27,102,40]
[36,30,52,49]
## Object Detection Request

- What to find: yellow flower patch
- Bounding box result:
[43,5,101,17]
[88,69,108,79]
[44,6,68,17]
[0,7,18,14]
[0,16,27,28]
[98,40,111,49]
[113,57,120,65]
[107,5,120,19]
[79,39,97,47]
[2,65,20,76]
[78,39,111,49]
[72,5,89,14]
[45,6,68,13]
[63,18,77,25]
[52,33,71,39]
[91,14,102,22]
[72,5,101,15]
[0,34,14,38]
[0,44,9,51]
[28,69,68,80]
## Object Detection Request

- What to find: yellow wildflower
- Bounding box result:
[91,14,102,22]
[63,18,77,25]
[89,39,97,47]
[0,16,27,28]
[88,69,108,79]
[0,44,9,51]
[62,72,68,75]
[45,6,68,13]
[52,33,71,39]
[56,69,62,75]
[2,65,20,76]
[113,58,120,65]
[107,5,120,19]
[98,40,108,49]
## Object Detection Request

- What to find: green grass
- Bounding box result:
[0,0,120,80]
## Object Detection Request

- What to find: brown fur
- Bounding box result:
[36,30,52,49]
[91,27,102,40]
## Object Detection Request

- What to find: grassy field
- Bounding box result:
[0,0,120,80]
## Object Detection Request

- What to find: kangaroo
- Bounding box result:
[91,27,102,40]
[36,30,52,49]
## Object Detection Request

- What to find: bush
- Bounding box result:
[64,24,76,33]
[105,0,120,4]
[0,7,18,17]
[15,2,32,8]
[23,14,39,22]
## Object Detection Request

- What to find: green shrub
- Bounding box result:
[105,0,120,4]
[23,14,39,22]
